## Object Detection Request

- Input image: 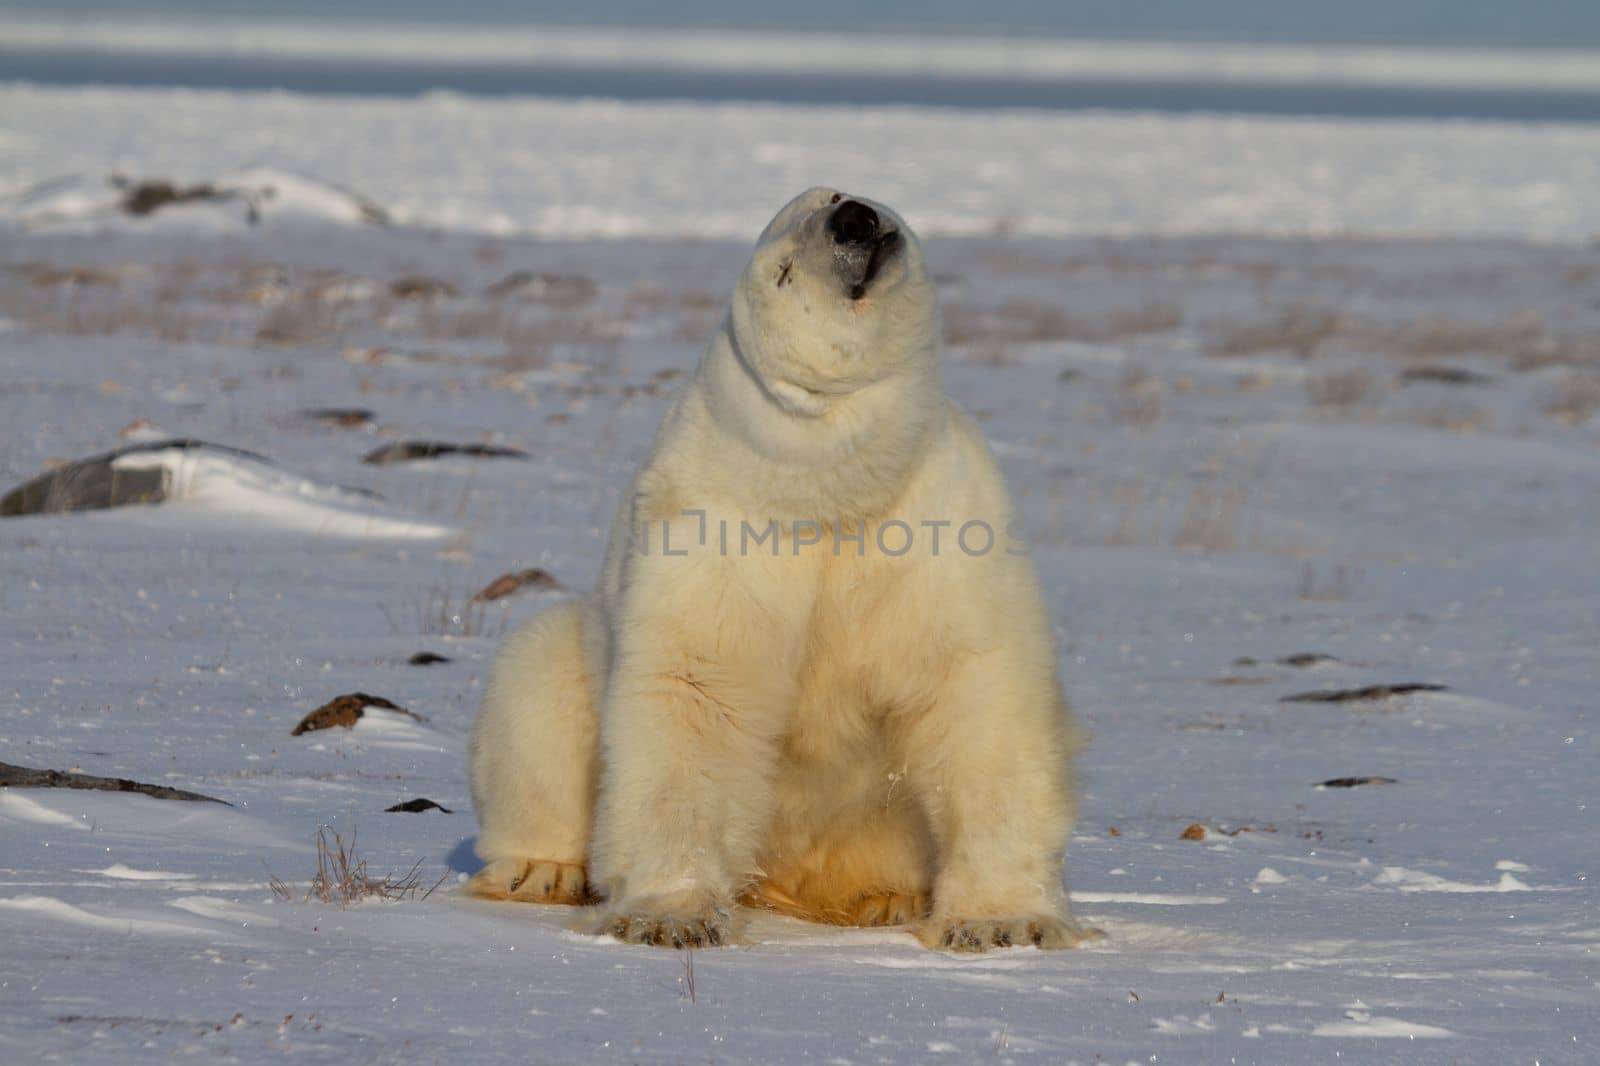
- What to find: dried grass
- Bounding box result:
[306,825,442,908]
[1540,371,1600,425]
[1306,369,1373,409]
[1213,306,1343,359]
[945,299,1182,347]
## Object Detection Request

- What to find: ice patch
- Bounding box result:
[1254,868,1288,885]
[1372,867,1534,894]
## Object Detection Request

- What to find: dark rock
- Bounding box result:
[1281,683,1447,704]
[1401,366,1493,386]
[386,798,453,814]
[0,760,229,805]
[292,693,427,736]
[1279,653,1340,668]
[407,651,452,666]
[116,178,243,219]
[2,439,268,517]
[299,407,374,427]
[362,441,529,465]
[389,276,459,300]
[1316,776,1398,788]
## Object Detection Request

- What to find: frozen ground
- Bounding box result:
[1,90,1598,1064]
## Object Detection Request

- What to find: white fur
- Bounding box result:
[468,188,1093,952]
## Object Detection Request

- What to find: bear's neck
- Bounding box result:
[689,325,945,523]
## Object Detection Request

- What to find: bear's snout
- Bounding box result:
[828,200,879,246]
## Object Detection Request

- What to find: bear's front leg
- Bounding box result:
[898,649,1099,953]
[586,529,806,949]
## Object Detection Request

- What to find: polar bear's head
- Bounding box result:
[728,188,937,415]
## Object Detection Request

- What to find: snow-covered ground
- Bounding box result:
[1,88,1597,1063]
[5,85,1600,240]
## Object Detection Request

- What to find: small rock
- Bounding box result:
[386,798,452,814]
[299,407,374,427]
[1316,776,1398,789]
[471,568,563,602]
[407,651,452,666]
[1281,683,1446,704]
[117,178,239,218]
[389,276,458,300]
[291,693,426,736]
[1279,653,1339,668]
[362,441,529,465]
[1401,366,1493,386]
[1180,823,1208,841]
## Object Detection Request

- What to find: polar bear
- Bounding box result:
[467,188,1094,952]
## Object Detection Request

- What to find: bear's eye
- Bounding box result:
[829,193,842,204]
[775,260,793,288]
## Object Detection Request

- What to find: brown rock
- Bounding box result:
[291,693,425,736]
[471,568,563,602]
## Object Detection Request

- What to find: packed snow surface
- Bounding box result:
[0,86,1596,1064]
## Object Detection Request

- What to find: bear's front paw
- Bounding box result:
[593,898,739,949]
[916,913,1102,953]
[464,858,592,904]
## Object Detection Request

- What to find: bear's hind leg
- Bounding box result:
[466,600,600,905]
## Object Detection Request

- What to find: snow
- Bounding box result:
[4,85,1600,241]
[104,445,455,540]
[1,85,1597,1063]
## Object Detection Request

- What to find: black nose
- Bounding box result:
[828,200,879,245]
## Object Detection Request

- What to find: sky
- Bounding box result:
[3,0,1600,48]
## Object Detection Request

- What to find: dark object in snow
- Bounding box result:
[408,651,452,666]
[386,798,453,814]
[1233,652,1339,669]
[389,276,459,300]
[1401,365,1493,386]
[484,270,597,305]
[112,173,389,227]
[116,177,251,220]
[1,439,268,517]
[291,693,427,736]
[299,407,374,427]
[1279,652,1339,668]
[1179,823,1208,841]
[1281,683,1446,704]
[0,760,230,805]
[1317,776,1398,789]
[362,441,530,465]
[471,568,563,602]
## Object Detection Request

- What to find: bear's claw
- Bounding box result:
[464,858,591,905]
[917,914,1102,953]
[594,903,738,949]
